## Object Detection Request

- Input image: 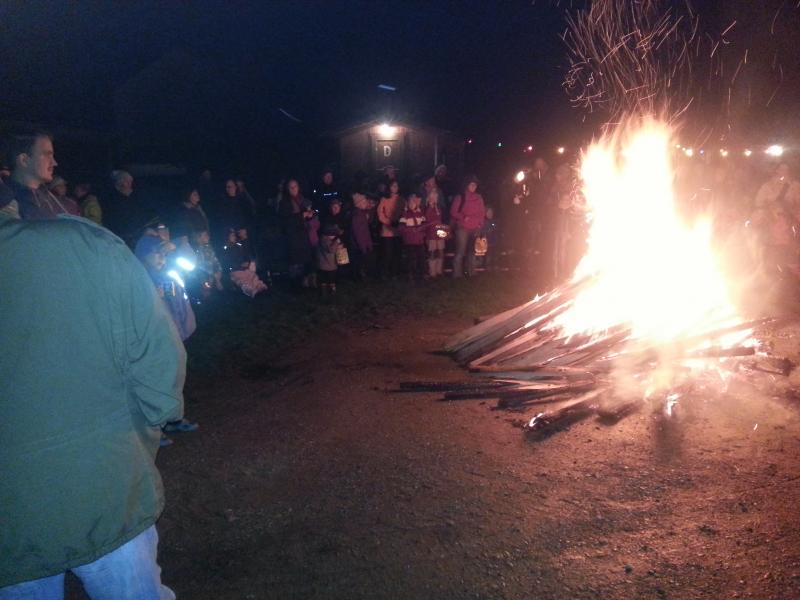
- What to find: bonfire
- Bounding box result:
[399,118,792,434]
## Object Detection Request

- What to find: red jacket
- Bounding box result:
[424,205,443,241]
[450,191,485,231]
[399,207,427,245]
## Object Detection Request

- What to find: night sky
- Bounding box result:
[1,1,799,177]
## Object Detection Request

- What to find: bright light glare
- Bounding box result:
[557,147,566,154]
[175,257,195,271]
[554,119,742,344]
[766,144,784,157]
[515,170,526,183]
[166,270,186,288]
[378,123,396,137]
[743,149,753,157]
[720,149,728,157]
[684,148,694,157]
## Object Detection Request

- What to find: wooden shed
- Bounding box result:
[323,119,464,186]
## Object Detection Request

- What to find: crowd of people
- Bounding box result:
[1,137,502,299]
[3,132,797,309]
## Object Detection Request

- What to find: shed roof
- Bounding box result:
[322,119,458,138]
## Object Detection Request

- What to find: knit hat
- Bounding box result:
[134,234,164,262]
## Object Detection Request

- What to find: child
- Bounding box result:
[134,234,199,445]
[424,188,445,277]
[316,223,343,296]
[191,229,224,298]
[350,191,375,280]
[399,192,427,281]
[478,205,498,270]
[221,228,268,298]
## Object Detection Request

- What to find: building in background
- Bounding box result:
[322,120,464,188]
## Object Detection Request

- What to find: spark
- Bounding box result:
[278,108,302,123]
[720,20,737,38]
[563,0,702,120]
[771,0,786,36]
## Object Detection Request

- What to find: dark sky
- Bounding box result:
[1,1,799,169]
[0,1,566,142]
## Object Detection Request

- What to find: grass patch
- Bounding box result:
[184,272,539,378]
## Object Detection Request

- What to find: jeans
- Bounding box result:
[380,236,401,278]
[0,525,174,600]
[452,227,478,277]
[403,244,426,280]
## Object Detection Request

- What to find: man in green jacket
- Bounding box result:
[0,205,186,598]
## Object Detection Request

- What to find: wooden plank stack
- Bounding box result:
[397,280,791,434]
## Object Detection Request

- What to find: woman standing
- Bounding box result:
[172,188,210,244]
[350,191,375,280]
[450,175,485,278]
[279,179,318,284]
[424,188,445,277]
[377,180,404,278]
[216,179,246,244]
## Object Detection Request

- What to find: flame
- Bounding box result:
[553,119,744,347]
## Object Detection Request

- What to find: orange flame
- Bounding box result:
[553,119,745,347]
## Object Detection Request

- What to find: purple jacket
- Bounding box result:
[450,191,485,231]
[350,208,373,253]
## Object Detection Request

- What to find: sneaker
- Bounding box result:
[163,418,200,433]
[160,433,174,447]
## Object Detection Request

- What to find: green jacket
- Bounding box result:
[0,214,185,586]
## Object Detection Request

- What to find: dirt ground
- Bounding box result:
[70,299,800,599]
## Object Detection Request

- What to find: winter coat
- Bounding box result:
[0,214,185,587]
[216,194,249,238]
[450,190,485,232]
[279,194,314,265]
[350,207,374,253]
[399,207,427,246]
[9,179,71,220]
[377,194,403,237]
[424,205,443,241]
[144,265,197,342]
[79,193,103,225]
[172,203,210,240]
[316,235,342,271]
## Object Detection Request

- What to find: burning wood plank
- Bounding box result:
[442,379,596,401]
[524,390,606,433]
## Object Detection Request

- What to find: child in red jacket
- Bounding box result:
[424,188,446,277]
[399,192,427,281]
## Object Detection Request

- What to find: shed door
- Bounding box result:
[374,139,400,171]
